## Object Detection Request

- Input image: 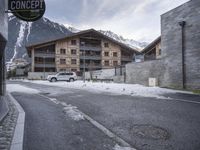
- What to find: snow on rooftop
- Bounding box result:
[22,80,190,99]
[7,84,40,94]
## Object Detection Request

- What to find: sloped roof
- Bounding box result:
[141,36,161,54]
[26,29,140,53]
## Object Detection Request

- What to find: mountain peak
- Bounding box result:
[99,30,148,50]
[6,17,148,64]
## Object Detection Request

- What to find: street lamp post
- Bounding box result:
[43,56,45,80]
[43,49,49,80]
[81,42,86,82]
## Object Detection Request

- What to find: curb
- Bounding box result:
[8,93,25,150]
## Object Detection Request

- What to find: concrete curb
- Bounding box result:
[8,93,25,150]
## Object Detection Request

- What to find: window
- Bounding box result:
[71,40,77,45]
[113,52,118,57]
[58,73,66,76]
[60,69,66,72]
[104,52,109,57]
[105,60,109,66]
[113,61,118,66]
[71,59,77,65]
[71,69,77,72]
[104,43,109,48]
[71,49,77,55]
[60,49,66,54]
[60,59,66,64]
[66,73,73,75]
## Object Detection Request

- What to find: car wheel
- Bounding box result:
[69,78,74,82]
[51,78,57,82]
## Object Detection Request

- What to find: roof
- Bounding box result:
[26,29,140,54]
[141,36,161,54]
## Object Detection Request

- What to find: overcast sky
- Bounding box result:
[44,0,189,43]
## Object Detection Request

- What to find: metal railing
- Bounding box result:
[35,63,56,68]
[80,64,102,69]
[80,55,101,60]
[35,52,55,58]
[80,45,101,51]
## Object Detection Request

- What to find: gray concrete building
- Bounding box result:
[126,0,200,90]
[0,0,8,121]
[161,0,200,90]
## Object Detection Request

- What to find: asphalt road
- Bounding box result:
[8,81,200,150]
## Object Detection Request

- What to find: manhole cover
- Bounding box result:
[131,124,169,140]
[40,92,50,95]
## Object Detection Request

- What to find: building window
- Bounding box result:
[113,52,118,57]
[60,59,66,64]
[71,69,77,72]
[60,49,66,54]
[60,69,66,72]
[104,52,109,57]
[71,40,77,45]
[71,59,77,65]
[104,43,109,48]
[71,49,77,55]
[113,61,118,66]
[105,60,109,66]
[158,49,162,55]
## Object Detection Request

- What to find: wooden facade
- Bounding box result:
[26,29,139,73]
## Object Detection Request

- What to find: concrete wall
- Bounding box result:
[85,69,115,79]
[0,0,8,41]
[161,0,200,89]
[0,0,8,119]
[85,68,125,82]
[0,0,8,95]
[28,72,56,80]
[126,60,165,86]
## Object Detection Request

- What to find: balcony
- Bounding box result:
[80,64,102,69]
[35,62,56,68]
[80,55,101,60]
[35,52,55,58]
[80,45,101,51]
[121,56,133,61]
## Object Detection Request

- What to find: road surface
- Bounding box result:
[8,81,200,150]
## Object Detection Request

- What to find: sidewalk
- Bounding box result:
[0,94,19,150]
[0,96,9,122]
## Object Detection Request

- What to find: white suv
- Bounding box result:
[47,72,77,82]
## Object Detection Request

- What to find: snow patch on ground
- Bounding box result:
[20,80,191,99]
[63,103,85,121]
[113,145,136,150]
[7,84,40,94]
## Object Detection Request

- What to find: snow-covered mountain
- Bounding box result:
[99,30,148,50]
[6,16,148,63]
[6,16,72,62]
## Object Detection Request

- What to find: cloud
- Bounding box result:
[44,0,189,42]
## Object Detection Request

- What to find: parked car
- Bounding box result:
[47,72,77,82]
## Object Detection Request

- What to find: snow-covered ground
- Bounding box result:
[7,84,39,94]
[20,80,191,99]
